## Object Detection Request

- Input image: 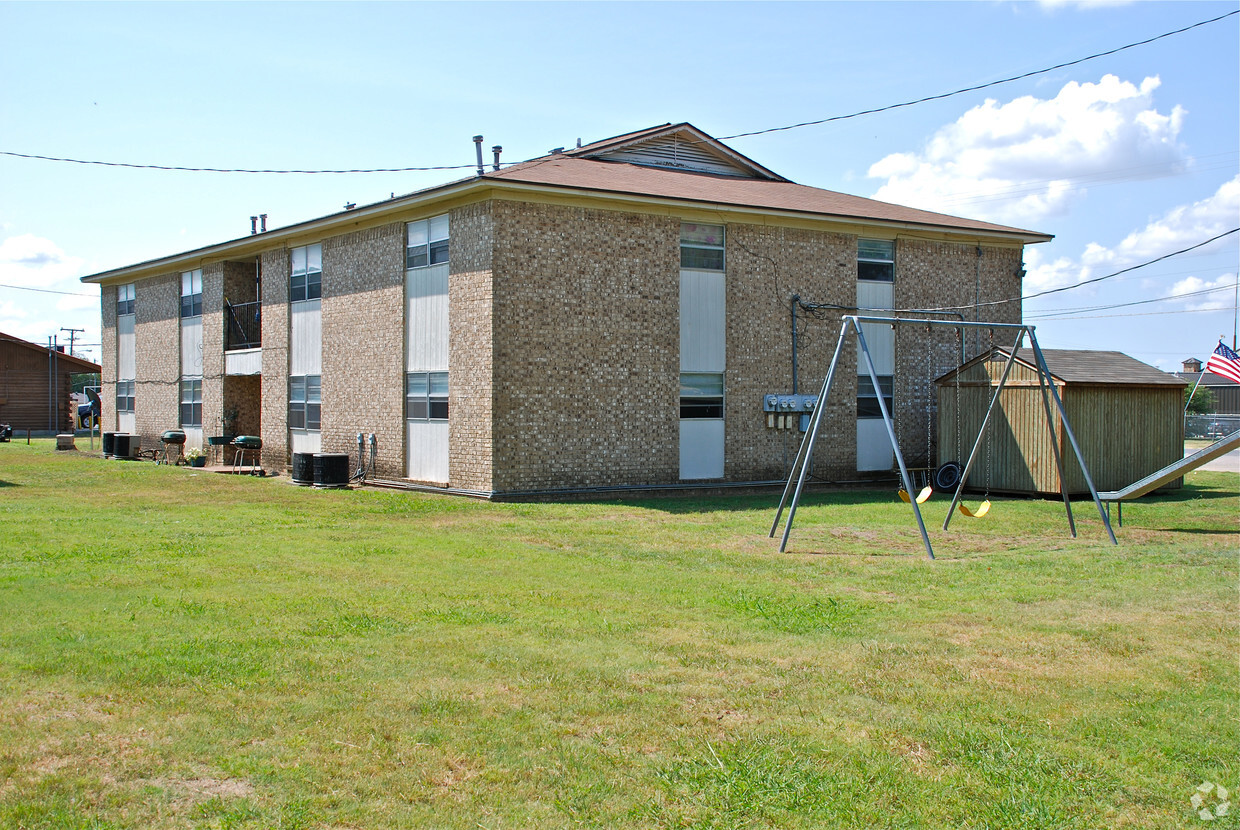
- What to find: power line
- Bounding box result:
[894,228,1240,314]
[0,150,479,175]
[1025,281,1238,318]
[719,9,1240,141]
[2,10,1234,176]
[0,282,96,297]
[1023,228,1240,303]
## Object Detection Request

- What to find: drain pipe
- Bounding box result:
[368,433,377,479]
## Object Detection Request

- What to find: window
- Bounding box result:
[117,283,135,316]
[858,239,895,282]
[407,215,450,269]
[406,371,449,420]
[681,223,725,271]
[116,380,135,413]
[680,372,724,419]
[179,378,202,427]
[180,270,203,318]
[290,244,322,302]
[857,375,894,419]
[288,375,322,430]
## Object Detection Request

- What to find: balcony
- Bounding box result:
[225,301,261,351]
[225,301,261,376]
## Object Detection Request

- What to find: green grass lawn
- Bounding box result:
[1,440,1236,829]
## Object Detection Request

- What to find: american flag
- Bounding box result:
[1205,341,1240,384]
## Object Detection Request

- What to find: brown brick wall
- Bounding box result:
[489,201,681,491]
[100,284,118,431]
[133,273,180,448]
[201,264,225,438]
[448,201,496,492]
[320,223,406,477]
[725,224,859,482]
[259,248,290,470]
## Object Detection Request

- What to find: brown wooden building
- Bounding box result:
[0,332,101,432]
[936,348,1187,496]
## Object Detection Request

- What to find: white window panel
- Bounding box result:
[407,420,449,483]
[857,418,895,471]
[679,419,725,480]
[180,316,203,378]
[680,270,725,372]
[117,315,136,379]
[406,263,449,371]
[290,299,322,376]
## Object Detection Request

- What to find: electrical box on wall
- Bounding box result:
[763,394,817,431]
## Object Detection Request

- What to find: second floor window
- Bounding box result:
[681,223,725,271]
[180,270,203,318]
[117,283,135,316]
[858,239,895,282]
[291,244,322,302]
[407,215,449,269]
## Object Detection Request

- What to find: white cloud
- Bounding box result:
[0,233,86,290]
[1024,174,1240,293]
[867,75,1187,225]
[1169,274,1238,312]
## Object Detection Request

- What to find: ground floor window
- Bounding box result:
[406,371,449,420]
[289,375,321,430]
[857,375,894,418]
[116,380,135,413]
[679,372,724,419]
[179,378,202,427]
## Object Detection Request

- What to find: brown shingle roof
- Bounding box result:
[955,348,1185,386]
[487,155,1049,240]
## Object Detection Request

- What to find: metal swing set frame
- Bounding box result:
[769,315,1118,560]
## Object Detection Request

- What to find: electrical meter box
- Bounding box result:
[763,394,817,431]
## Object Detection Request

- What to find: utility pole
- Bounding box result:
[60,327,84,358]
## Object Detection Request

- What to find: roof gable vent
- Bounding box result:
[597,133,755,177]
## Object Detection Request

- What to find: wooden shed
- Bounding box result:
[935,348,1187,496]
[0,331,101,432]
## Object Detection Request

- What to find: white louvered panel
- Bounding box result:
[180,317,203,378]
[601,135,751,177]
[117,315,136,378]
[290,429,321,455]
[680,419,725,480]
[406,263,449,371]
[856,281,894,375]
[407,420,449,483]
[290,299,322,376]
[857,418,894,471]
[680,269,725,372]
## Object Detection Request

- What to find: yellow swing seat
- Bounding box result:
[898,485,933,504]
[958,499,991,518]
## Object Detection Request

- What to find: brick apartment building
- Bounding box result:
[82,123,1051,496]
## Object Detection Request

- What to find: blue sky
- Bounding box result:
[1,0,1237,373]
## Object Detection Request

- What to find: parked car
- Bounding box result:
[75,387,101,429]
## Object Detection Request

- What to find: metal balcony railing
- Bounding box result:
[225,301,261,351]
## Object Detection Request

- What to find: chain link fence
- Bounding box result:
[1185,413,1240,439]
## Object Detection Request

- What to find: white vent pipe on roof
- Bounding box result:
[473,135,484,176]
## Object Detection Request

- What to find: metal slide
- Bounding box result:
[1097,430,1240,523]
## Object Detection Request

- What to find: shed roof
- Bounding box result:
[0,331,101,373]
[937,347,1186,387]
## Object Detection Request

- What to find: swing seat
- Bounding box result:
[898,486,933,504]
[958,500,991,518]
